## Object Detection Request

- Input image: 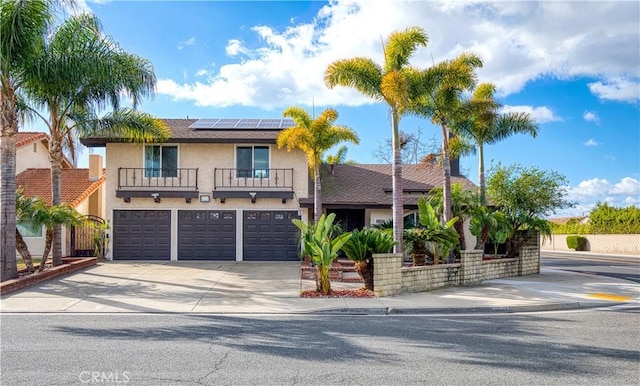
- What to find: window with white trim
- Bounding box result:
[17,220,43,237]
[237,146,269,178]
[145,145,177,177]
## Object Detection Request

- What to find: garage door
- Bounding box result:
[178,210,236,260]
[243,211,300,261]
[113,210,171,260]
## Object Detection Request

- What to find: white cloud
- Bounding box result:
[157,0,640,108]
[177,37,196,50]
[583,111,599,123]
[195,69,208,77]
[584,139,598,147]
[501,105,562,123]
[588,78,640,103]
[611,177,640,195]
[563,177,640,215]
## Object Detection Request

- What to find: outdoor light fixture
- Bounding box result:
[199,194,211,203]
[151,192,161,203]
[249,192,257,203]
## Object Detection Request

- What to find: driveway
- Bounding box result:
[0,261,367,314]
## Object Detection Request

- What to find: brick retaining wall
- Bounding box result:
[373,236,541,297]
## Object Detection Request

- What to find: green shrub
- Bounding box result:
[566,235,587,251]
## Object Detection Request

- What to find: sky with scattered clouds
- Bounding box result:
[66,0,639,217]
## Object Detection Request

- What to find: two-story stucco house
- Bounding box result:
[81,118,309,262]
[81,117,480,262]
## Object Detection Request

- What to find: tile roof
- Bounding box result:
[81,118,285,146]
[16,131,74,168]
[300,164,477,208]
[547,216,587,225]
[16,132,49,149]
[16,168,105,208]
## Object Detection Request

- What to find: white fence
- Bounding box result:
[541,234,640,255]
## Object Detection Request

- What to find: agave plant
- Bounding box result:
[341,227,396,290]
[292,213,352,294]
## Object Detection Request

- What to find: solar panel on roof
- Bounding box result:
[189,118,295,130]
[189,119,219,129]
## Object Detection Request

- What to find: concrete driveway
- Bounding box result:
[0,261,368,314]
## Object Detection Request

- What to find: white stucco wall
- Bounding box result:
[16,140,51,174]
[103,142,309,260]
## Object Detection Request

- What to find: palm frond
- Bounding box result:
[324,57,384,101]
[383,26,428,72]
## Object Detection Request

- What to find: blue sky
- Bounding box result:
[57,0,639,217]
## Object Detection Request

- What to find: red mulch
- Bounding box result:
[300,288,375,298]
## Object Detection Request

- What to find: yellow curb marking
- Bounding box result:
[588,293,633,302]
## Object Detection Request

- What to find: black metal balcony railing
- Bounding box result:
[118,168,198,190]
[214,168,293,190]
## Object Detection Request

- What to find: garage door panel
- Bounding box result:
[113,210,171,260]
[178,210,236,260]
[243,210,300,261]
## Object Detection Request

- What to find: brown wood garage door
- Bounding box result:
[178,210,236,260]
[113,210,171,260]
[243,210,300,261]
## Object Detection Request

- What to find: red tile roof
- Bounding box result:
[16,131,74,169]
[16,168,105,208]
[16,132,49,149]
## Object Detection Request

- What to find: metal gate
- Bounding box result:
[70,215,105,257]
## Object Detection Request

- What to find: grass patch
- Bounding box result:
[17,258,43,271]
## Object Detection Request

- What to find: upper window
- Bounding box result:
[237,146,269,178]
[145,145,177,177]
[17,221,43,237]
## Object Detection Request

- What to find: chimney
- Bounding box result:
[450,157,460,176]
[89,154,103,181]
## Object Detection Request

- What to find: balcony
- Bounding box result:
[213,168,294,203]
[116,168,199,202]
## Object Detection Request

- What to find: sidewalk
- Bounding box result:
[1,261,638,315]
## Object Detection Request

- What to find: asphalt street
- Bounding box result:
[541,253,640,283]
[1,309,639,385]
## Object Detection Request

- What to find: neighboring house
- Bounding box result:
[15,132,106,259]
[16,132,73,174]
[81,118,309,262]
[547,216,589,225]
[301,163,476,244]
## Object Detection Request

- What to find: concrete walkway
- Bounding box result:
[1,261,638,314]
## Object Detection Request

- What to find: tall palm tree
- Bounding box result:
[277,107,359,222]
[325,26,428,251]
[454,83,539,204]
[22,13,168,267]
[0,0,59,281]
[412,53,483,223]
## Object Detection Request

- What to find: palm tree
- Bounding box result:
[325,26,428,252]
[427,182,478,251]
[412,53,483,223]
[454,83,539,204]
[15,188,42,273]
[21,13,169,267]
[0,0,59,280]
[23,200,84,272]
[323,145,355,175]
[277,107,359,221]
